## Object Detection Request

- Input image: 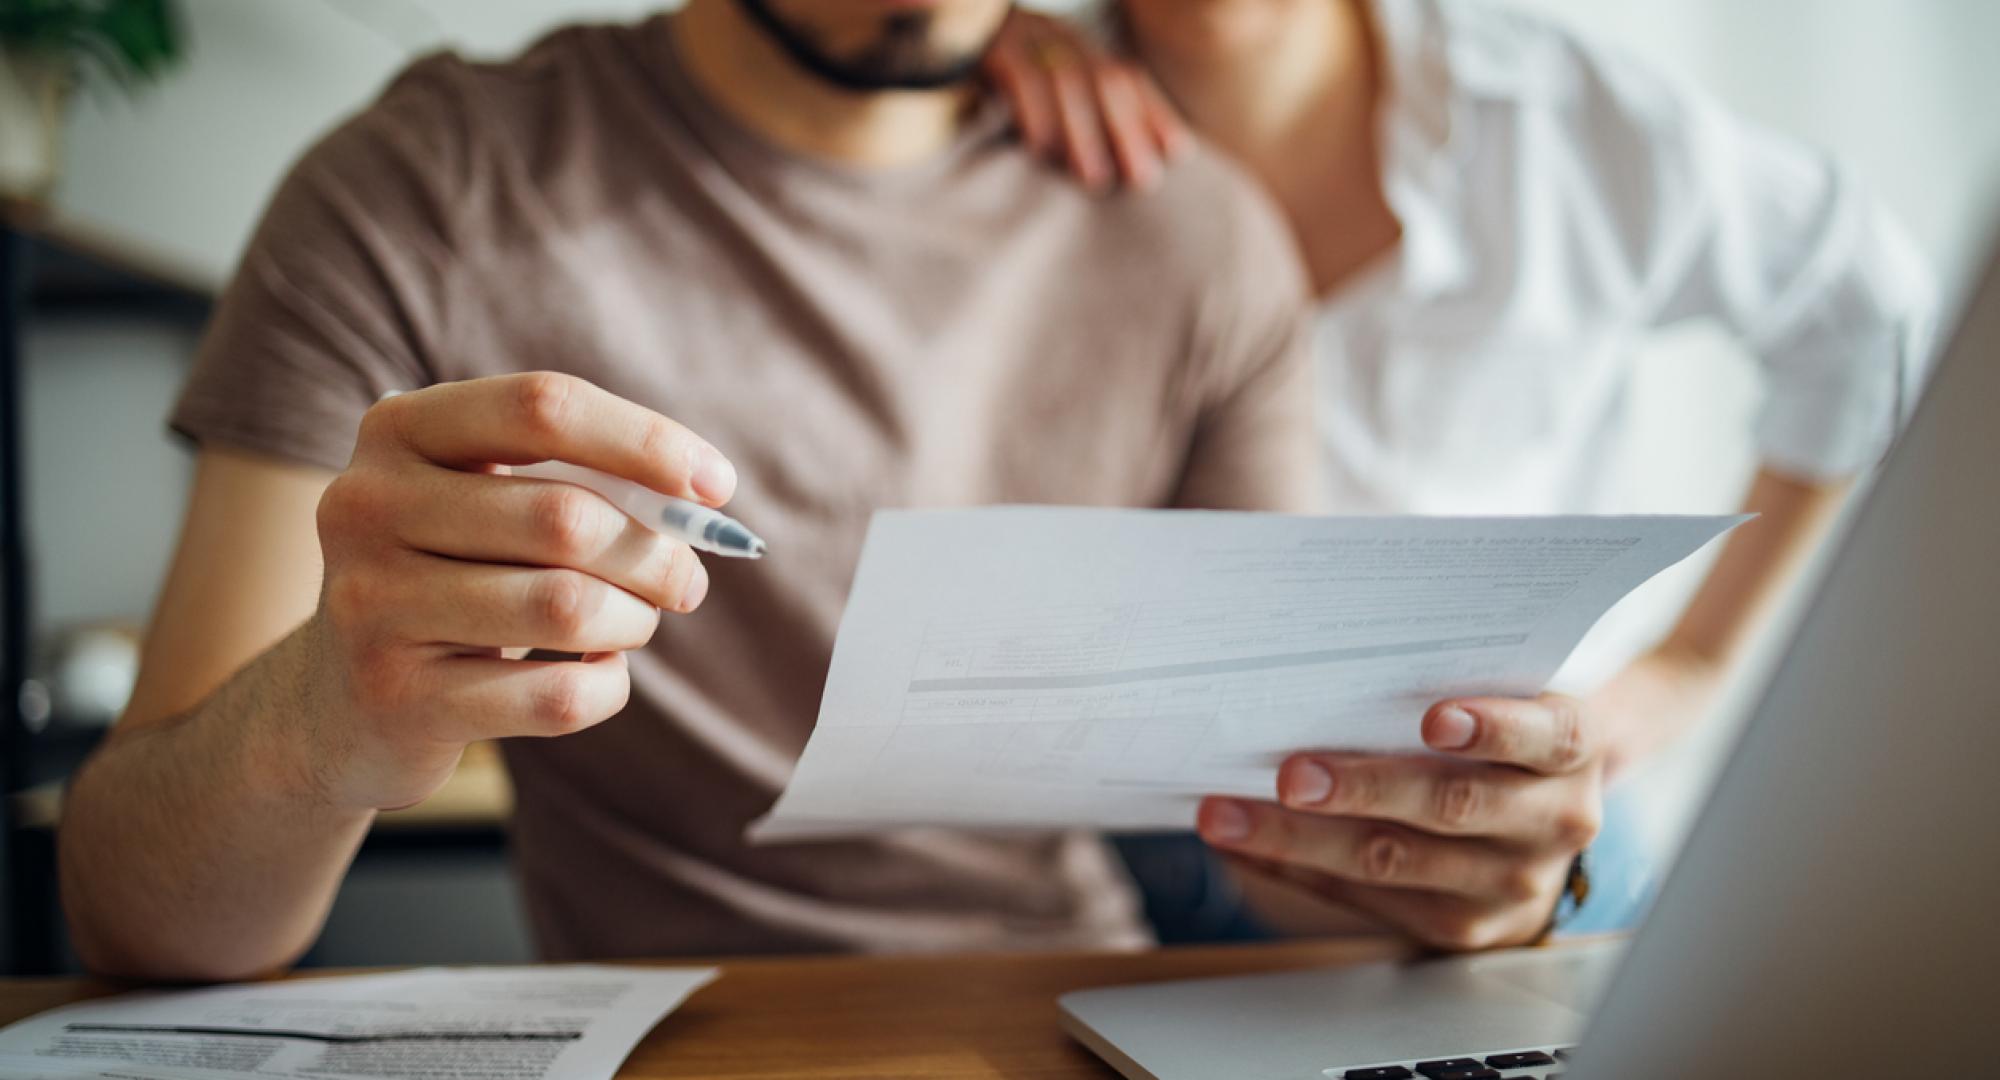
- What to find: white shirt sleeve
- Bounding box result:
[1616,56,1939,480]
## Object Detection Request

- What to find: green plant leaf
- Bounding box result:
[0,0,184,93]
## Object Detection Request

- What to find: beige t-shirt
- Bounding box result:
[173,15,1320,960]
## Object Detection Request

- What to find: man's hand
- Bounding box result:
[1197,693,1607,951]
[303,372,736,812]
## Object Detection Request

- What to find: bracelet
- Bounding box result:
[1532,851,1592,945]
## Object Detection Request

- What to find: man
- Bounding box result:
[59,0,1321,978]
[62,0,1608,978]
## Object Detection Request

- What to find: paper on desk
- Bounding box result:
[753,509,1746,840]
[0,965,715,1080]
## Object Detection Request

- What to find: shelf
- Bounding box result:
[2,196,218,304]
[8,740,514,835]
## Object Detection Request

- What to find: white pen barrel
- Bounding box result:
[514,461,765,558]
[514,461,649,520]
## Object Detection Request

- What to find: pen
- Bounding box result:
[515,460,769,560]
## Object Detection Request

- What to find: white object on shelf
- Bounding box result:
[47,625,140,729]
[0,48,67,201]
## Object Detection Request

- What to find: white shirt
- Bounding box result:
[1321,0,1936,519]
[1314,0,1939,867]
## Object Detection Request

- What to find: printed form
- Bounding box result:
[0,966,715,1080]
[755,509,1745,840]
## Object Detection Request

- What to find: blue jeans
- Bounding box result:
[1112,785,1656,943]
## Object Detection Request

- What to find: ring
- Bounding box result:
[1029,36,1072,71]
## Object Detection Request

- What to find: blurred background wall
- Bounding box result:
[13,0,2000,969]
[52,0,2000,290]
[34,0,2000,650]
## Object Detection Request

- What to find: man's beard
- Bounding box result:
[731,0,989,91]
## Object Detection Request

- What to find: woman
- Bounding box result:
[986,0,1935,944]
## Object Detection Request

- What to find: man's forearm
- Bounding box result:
[59,621,375,981]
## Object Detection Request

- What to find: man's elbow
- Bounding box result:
[63,896,310,985]
[58,819,312,984]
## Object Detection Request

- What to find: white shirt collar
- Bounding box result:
[1370,0,1458,165]
[1366,0,1481,295]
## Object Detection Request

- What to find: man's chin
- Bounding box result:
[732,0,998,93]
[825,55,986,93]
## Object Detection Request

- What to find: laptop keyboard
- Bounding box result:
[1328,1045,1573,1080]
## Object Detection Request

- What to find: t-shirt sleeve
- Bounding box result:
[1649,102,1938,480]
[170,56,474,471]
[1546,25,1940,480]
[1168,165,1326,514]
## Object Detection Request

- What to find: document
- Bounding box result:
[0,966,715,1080]
[754,509,1745,839]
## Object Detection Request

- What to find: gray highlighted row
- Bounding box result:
[906,634,1529,693]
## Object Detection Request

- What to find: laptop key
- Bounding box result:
[1340,1069,1414,1080]
[1414,1060,1484,1078]
[1485,1051,1557,1068]
[1427,1070,1499,1080]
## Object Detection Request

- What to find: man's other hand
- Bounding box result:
[1198,693,1606,951]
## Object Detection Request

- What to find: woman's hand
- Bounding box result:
[1199,693,1611,951]
[983,8,1188,192]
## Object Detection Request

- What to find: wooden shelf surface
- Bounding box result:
[2,196,219,299]
[9,740,512,833]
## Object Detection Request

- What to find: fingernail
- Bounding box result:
[1430,705,1478,750]
[1201,800,1252,843]
[1284,761,1334,806]
[680,561,710,613]
[691,449,737,504]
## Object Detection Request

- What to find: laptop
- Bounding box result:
[1060,236,2000,1080]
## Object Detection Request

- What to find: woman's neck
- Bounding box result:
[1133,1,1367,175]
[1130,0,1399,296]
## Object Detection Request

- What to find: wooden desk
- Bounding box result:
[0,939,1419,1078]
